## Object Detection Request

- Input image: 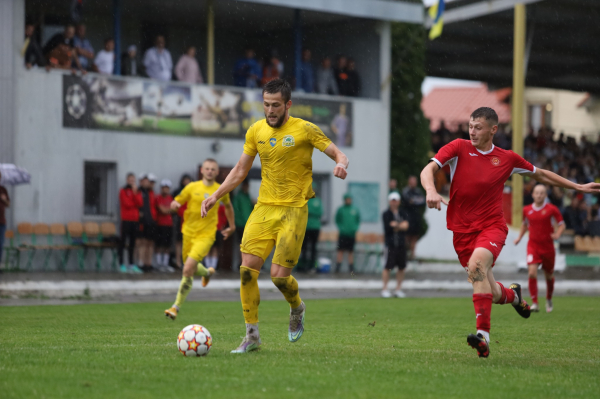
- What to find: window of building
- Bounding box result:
[84,162,117,217]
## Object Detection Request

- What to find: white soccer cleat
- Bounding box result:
[530,303,539,312]
[546,299,553,313]
[381,290,392,298]
[394,290,406,298]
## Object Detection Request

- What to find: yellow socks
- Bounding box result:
[193,261,208,277]
[174,276,193,307]
[240,266,260,324]
[272,275,302,309]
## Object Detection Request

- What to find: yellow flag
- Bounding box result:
[428,0,445,40]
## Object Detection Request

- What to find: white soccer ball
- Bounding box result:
[177,324,212,357]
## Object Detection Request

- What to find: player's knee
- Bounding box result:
[467,259,486,283]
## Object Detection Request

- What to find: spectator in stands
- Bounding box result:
[143,35,173,81]
[137,174,158,272]
[43,24,75,57]
[233,47,261,88]
[261,55,282,86]
[381,192,409,298]
[232,179,253,269]
[172,174,192,269]
[345,58,361,97]
[0,172,9,268]
[563,196,589,236]
[118,173,143,274]
[334,55,352,96]
[335,193,361,273]
[93,38,115,75]
[175,46,203,84]
[155,179,174,273]
[330,104,351,147]
[316,57,338,95]
[298,47,314,93]
[389,178,399,193]
[549,186,565,211]
[46,42,85,73]
[121,45,141,76]
[401,176,426,260]
[301,187,323,272]
[73,24,94,71]
[22,24,45,68]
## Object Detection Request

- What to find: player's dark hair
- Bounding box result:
[104,37,114,45]
[470,107,498,126]
[262,78,292,103]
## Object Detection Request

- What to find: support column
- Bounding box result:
[511,4,526,227]
[113,0,121,75]
[207,0,215,85]
[294,9,302,90]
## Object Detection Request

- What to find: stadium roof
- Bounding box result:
[425,0,600,93]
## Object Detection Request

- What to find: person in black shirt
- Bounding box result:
[401,175,426,260]
[381,192,410,298]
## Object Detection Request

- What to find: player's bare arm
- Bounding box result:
[221,202,236,240]
[323,143,348,180]
[420,161,448,211]
[514,221,528,245]
[531,167,600,193]
[552,220,566,241]
[201,153,255,217]
[170,200,181,211]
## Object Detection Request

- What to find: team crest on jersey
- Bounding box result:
[204,193,209,199]
[490,157,501,166]
[282,135,295,147]
[270,138,276,147]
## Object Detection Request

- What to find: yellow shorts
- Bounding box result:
[241,204,308,268]
[182,234,215,263]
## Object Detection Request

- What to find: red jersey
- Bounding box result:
[433,140,536,233]
[155,194,174,226]
[119,186,143,222]
[523,202,564,246]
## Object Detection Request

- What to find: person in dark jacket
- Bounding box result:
[118,173,143,273]
[401,175,426,260]
[381,192,410,298]
[23,24,45,68]
[121,45,142,76]
[137,174,157,272]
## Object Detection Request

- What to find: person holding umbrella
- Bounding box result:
[0,171,10,266]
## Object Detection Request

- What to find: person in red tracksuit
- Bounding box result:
[119,173,143,273]
[514,184,565,313]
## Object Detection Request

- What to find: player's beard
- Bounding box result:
[265,111,286,128]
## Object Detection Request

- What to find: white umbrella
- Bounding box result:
[0,164,31,186]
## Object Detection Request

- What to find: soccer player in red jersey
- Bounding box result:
[420,107,600,358]
[514,184,565,313]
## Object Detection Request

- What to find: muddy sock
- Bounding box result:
[174,276,193,308]
[246,323,259,340]
[240,266,260,324]
[272,275,302,309]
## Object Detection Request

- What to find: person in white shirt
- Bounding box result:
[143,35,173,81]
[94,38,115,75]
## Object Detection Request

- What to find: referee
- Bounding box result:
[381,192,409,298]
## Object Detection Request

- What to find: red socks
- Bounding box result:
[495,282,516,305]
[473,294,492,333]
[529,277,538,304]
[547,277,554,300]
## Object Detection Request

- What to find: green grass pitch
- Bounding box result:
[1,297,599,399]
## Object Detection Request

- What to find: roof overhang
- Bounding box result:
[236,0,424,23]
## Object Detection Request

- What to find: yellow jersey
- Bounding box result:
[175,181,230,237]
[243,116,332,207]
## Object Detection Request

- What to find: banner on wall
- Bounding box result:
[62,75,353,147]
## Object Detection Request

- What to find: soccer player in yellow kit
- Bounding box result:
[164,159,235,320]
[201,79,349,353]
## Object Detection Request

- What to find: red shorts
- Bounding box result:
[453,225,508,270]
[526,242,555,272]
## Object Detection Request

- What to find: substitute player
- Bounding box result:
[421,107,600,358]
[201,79,349,353]
[514,184,565,313]
[164,159,235,320]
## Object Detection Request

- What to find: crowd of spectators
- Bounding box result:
[22,22,361,96]
[431,122,600,237]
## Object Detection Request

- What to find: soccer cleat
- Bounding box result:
[119,265,128,273]
[530,303,539,312]
[509,283,531,319]
[394,290,406,298]
[164,306,178,320]
[546,299,553,313]
[230,336,261,353]
[129,265,143,274]
[288,301,306,342]
[381,290,392,298]
[467,333,490,358]
[201,267,215,287]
